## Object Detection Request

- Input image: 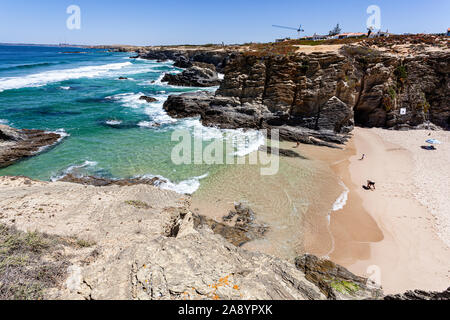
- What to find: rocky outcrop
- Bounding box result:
[295,254,383,300]
[138,49,230,73]
[163,45,449,142]
[162,65,221,87]
[193,202,268,247]
[163,91,215,118]
[384,287,450,300]
[1,176,447,300]
[342,46,450,129]
[0,176,382,300]
[0,125,64,168]
[57,174,165,187]
[139,95,158,103]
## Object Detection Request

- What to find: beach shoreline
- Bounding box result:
[191,127,450,294]
[304,127,450,294]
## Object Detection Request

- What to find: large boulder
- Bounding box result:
[295,254,384,300]
[162,66,221,87]
[163,91,214,118]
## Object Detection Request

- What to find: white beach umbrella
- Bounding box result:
[426,139,442,145]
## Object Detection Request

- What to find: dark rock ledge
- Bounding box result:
[0,125,64,168]
[163,92,352,148]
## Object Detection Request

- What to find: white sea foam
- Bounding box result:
[60,86,71,90]
[0,62,131,92]
[177,118,265,157]
[0,119,8,124]
[105,92,149,108]
[36,128,70,153]
[108,92,176,126]
[105,120,123,126]
[332,181,349,211]
[51,160,98,182]
[142,173,209,195]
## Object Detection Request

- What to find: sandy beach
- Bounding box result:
[193,127,450,295]
[304,127,450,294]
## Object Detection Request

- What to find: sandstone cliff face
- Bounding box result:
[343,46,450,129]
[215,46,449,130]
[162,45,449,139]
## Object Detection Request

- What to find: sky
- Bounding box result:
[0,0,449,46]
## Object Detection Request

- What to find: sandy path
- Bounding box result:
[329,128,450,294]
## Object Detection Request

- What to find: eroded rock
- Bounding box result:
[0,125,64,168]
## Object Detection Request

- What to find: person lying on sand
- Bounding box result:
[366,180,376,190]
[359,154,366,160]
[293,142,300,148]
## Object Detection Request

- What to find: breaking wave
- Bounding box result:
[0,62,132,92]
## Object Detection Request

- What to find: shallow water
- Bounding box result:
[192,142,343,261]
[0,45,263,193]
[0,45,344,262]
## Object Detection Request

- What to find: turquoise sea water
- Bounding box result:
[0,45,263,193]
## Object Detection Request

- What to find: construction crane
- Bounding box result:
[272,24,305,38]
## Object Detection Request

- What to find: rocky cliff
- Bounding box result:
[161,43,449,145]
[138,48,231,73]
[2,176,447,300]
[0,176,385,300]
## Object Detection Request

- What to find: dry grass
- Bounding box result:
[125,200,151,209]
[0,224,73,300]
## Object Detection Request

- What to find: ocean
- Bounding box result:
[0,45,263,193]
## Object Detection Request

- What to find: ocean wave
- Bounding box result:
[141,173,209,195]
[177,118,265,157]
[107,92,176,126]
[51,160,98,182]
[0,62,59,72]
[105,120,123,126]
[60,86,71,90]
[332,181,349,211]
[0,62,132,92]
[35,128,70,153]
[0,119,8,124]
[105,92,148,108]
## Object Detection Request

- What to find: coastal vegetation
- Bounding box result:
[0,224,69,300]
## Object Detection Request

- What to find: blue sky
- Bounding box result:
[0,0,448,45]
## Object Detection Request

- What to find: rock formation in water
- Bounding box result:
[0,125,64,168]
[139,95,158,103]
[162,65,221,87]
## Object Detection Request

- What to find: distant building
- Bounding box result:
[368,30,392,38]
[336,32,366,39]
[447,28,450,36]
